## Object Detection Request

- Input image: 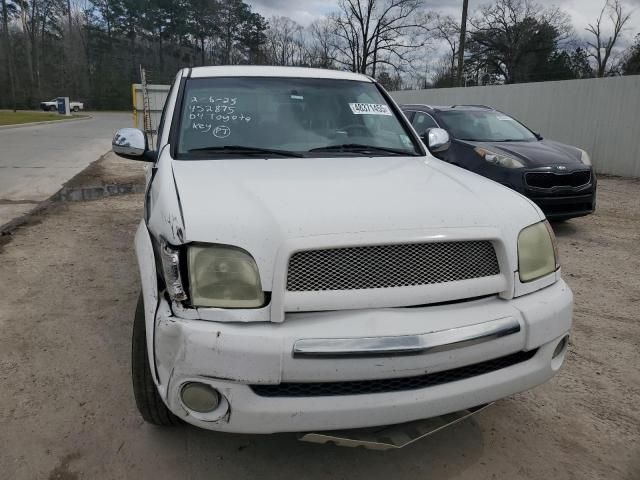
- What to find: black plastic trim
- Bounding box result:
[374,81,427,157]
[168,72,189,160]
[251,349,538,397]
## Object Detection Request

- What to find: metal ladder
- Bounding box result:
[139,66,155,148]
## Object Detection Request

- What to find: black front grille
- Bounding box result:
[250,349,538,397]
[525,171,591,189]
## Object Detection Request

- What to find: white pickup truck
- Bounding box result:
[111,66,572,437]
[39,99,84,112]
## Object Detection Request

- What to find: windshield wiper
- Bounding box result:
[188,145,304,157]
[309,143,416,156]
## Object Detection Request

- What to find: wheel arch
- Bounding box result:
[134,220,161,386]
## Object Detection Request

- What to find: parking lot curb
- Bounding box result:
[0,114,92,130]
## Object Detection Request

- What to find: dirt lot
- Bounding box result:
[0,154,638,480]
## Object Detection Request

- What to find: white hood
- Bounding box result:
[169,155,542,287]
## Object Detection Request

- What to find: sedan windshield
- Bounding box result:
[437,110,537,142]
[176,77,421,158]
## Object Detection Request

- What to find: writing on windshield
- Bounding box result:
[188,96,253,138]
[176,77,419,158]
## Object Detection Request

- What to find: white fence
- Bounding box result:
[128,76,640,177]
[391,75,640,177]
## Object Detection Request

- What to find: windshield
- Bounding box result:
[437,110,537,142]
[176,77,421,158]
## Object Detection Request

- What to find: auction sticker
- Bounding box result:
[349,103,392,115]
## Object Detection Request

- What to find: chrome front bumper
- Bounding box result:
[292,316,521,357]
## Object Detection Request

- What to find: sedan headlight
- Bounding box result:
[187,245,264,308]
[579,149,592,166]
[474,147,524,168]
[517,220,559,282]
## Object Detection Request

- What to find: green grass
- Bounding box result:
[0,110,87,126]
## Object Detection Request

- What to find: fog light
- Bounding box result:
[181,383,220,413]
[553,335,569,359]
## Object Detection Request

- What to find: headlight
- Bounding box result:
[579,149,592,165]
[517,220,559,282]
[187,245,264,308]
[474,147,524,168]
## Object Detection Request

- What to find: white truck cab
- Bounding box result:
[39,98,84,112]
[112,66,572,434]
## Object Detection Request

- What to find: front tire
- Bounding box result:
[131,293,181,426]
[72,106,80,112]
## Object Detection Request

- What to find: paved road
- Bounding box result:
[0,112,131,227]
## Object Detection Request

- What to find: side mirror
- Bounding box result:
[112,128,154,161]
[423,128,450,153]
[534,132,543,140]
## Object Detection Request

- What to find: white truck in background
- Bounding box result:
[39,99,84,112]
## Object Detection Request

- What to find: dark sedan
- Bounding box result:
[401,104,596,220]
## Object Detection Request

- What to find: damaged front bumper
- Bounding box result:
[152,280,572,434]
[298,403,493,450]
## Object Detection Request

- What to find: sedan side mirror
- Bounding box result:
[423,128,451,153]
[112,128,155,161]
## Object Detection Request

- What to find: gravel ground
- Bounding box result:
[0,155,638,480]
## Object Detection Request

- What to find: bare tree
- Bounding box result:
[1,0,17,110]
[585,0,632,77]
[330,0,432,76]
[17,0,44,104]
[432,56,458,87]
[433,14,459,86]
[264,16,304,66]
[307,18,338,68]
[65,0,78,97]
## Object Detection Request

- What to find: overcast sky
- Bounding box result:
[247,0,640,46]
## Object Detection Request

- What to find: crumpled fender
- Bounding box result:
[147,150,185,246]
[134,220,161,386]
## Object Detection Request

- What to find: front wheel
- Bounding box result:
[131,293,181,426]
[72,106,80,112]
[49,106,57,112]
